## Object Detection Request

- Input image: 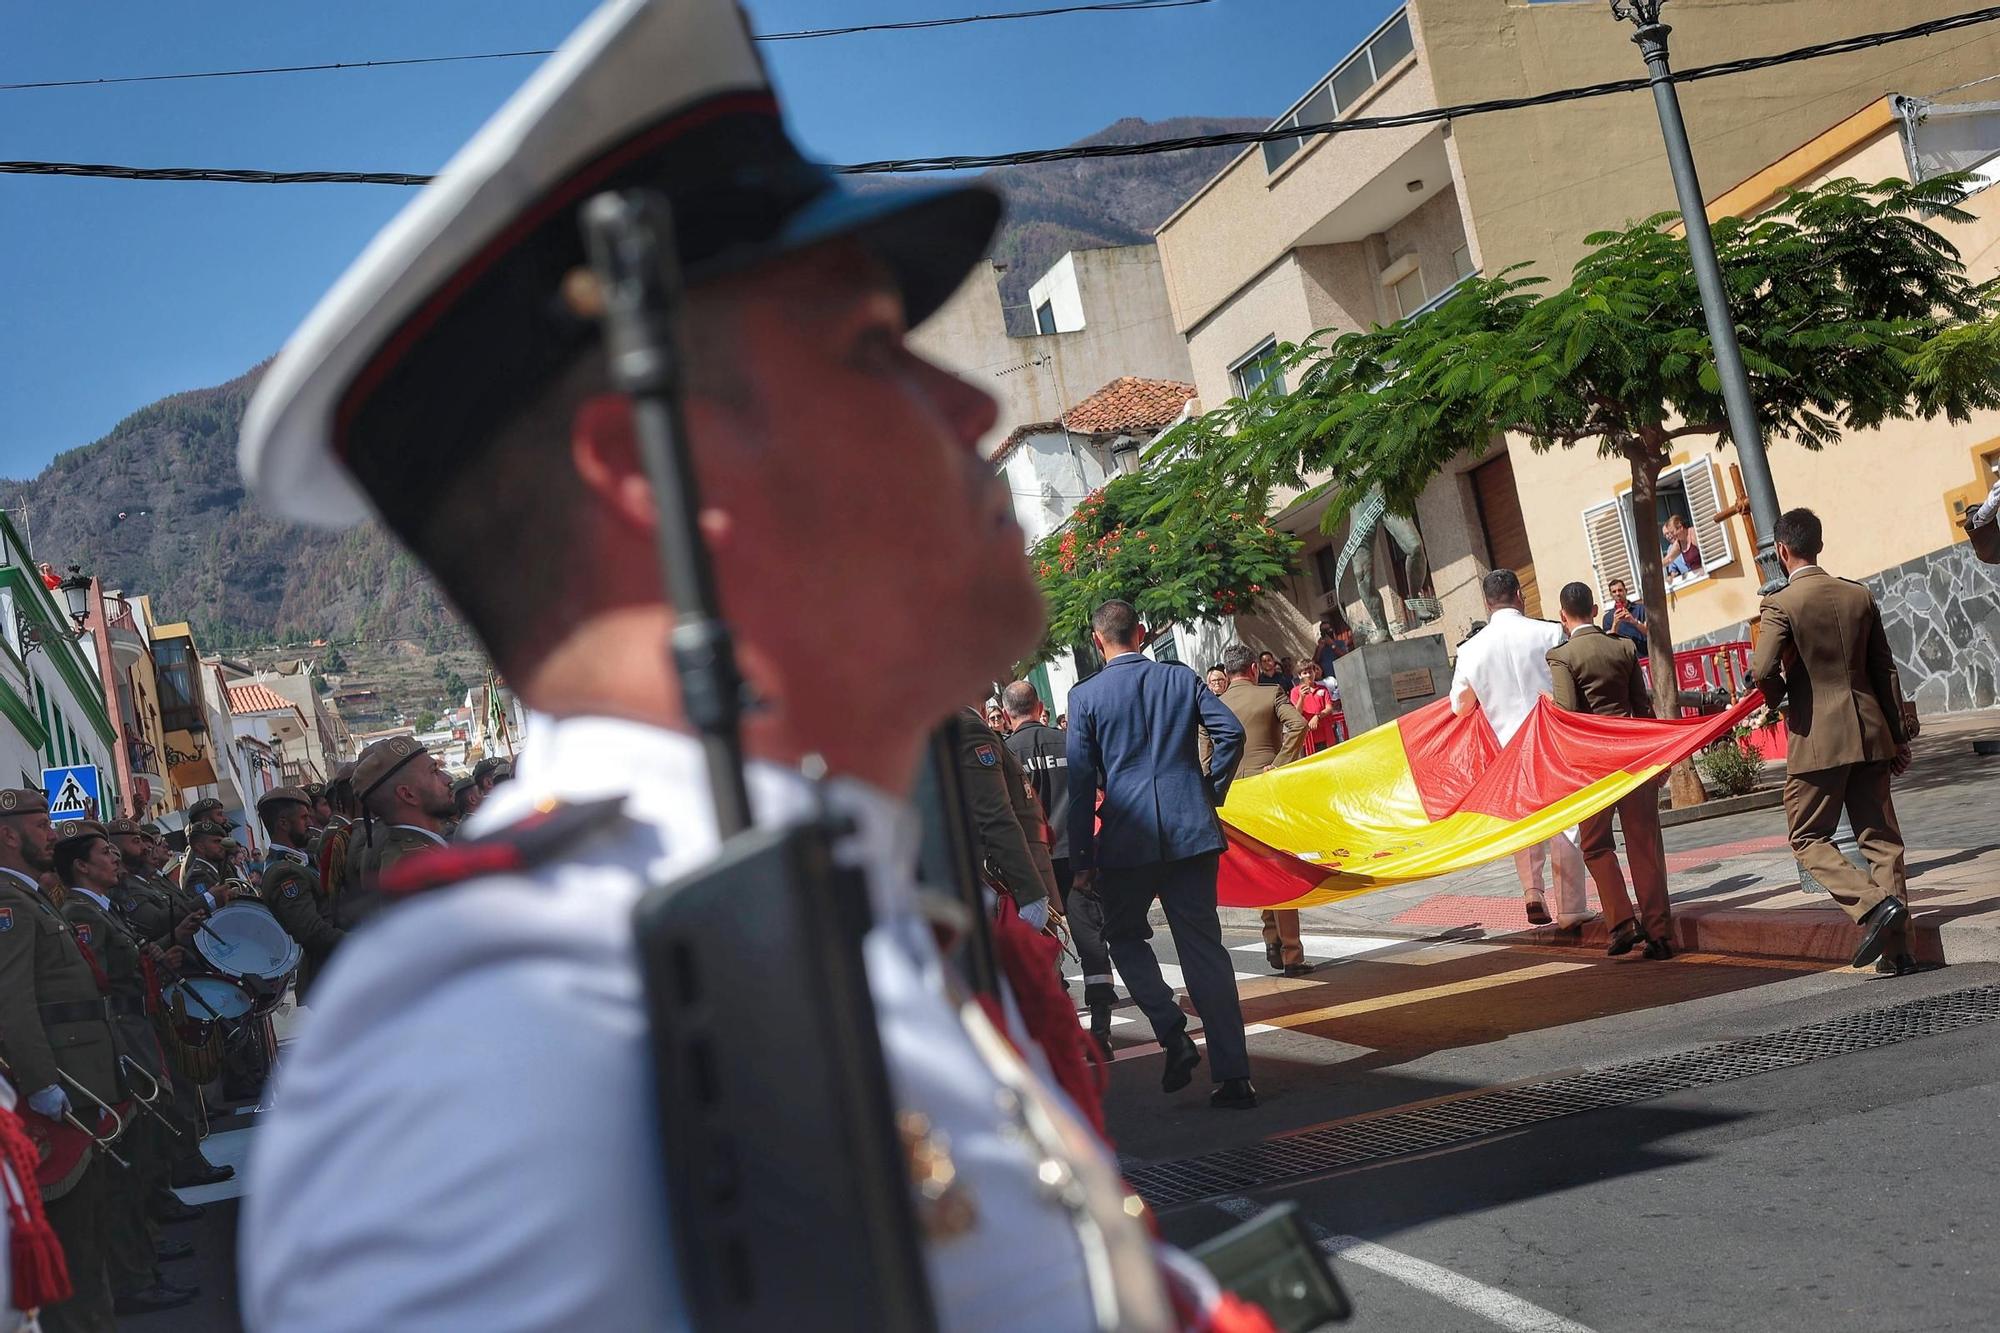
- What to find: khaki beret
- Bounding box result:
[190,820,231,839]
[104,818,144,836]
[221,838,242,853]
[0,789,48,816]
[332,761,357,783]
[139,821,163,836]
[54,820,109,845]
[256,785,313,813]
[301,782,327,799]
[186,798,234,829]
[354,735,428,801]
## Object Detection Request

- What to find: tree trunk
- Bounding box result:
[1625,435,1706,808]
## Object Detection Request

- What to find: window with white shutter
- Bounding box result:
[1580,498,1636,602]
[1668,456,1734,573]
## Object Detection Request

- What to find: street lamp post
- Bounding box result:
[1611,0,1785,589]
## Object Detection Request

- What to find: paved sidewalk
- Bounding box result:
[1223,707,2000,968]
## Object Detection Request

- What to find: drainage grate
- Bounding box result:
[1125,983,2000,1209]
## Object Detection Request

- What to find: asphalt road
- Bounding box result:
[127,922,2000,1332]
[1112,925,2000,1333]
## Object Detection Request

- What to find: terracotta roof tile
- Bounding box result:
[1060,377,1197,437]
[227,682,294,715]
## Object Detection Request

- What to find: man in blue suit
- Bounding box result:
[1065,600,1257,1109]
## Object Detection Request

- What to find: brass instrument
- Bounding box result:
[57,1070,131,1169]
[117,1054,184,1141]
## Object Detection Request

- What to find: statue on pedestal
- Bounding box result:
[1333,486,1434,645]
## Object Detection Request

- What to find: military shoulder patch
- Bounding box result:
[0,907,12,932]
[74,923,90,945]
[283,883,301,899]
[974,743,999,768]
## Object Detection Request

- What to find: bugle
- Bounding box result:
[117,1054,184,1141]
[55,1070,130,1169]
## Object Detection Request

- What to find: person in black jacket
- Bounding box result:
[1001,680,1117,1053]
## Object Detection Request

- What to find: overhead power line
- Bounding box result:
[0,5,1993,185]
[0,1,1208,92]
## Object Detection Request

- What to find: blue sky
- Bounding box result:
[0,0,1400,476]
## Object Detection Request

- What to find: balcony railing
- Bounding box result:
[1262,9,1416,174]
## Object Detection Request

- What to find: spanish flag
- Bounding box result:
[1217,691,1764,911]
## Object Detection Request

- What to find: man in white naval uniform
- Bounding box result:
[234,2,1225,1329]
[1450,568,1590,927]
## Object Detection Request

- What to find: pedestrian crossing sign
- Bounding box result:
[42,764,100,823]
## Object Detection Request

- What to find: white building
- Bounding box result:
[0,519,121,812]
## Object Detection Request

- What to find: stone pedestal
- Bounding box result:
[1332,636,1451,736]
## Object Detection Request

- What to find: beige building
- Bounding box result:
[1154,0,2000,667]
[1516,97,2000,713]
[914,244,1194,461]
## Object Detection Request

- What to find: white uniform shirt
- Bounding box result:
[243,715,1168,1332]
[1450,607,1565,745]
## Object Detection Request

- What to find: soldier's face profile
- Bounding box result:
[677,243,1044,718]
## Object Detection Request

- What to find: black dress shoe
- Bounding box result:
[1265,942,1284,971]
[161,1277,202,1297]
[1606,918,1644,957]
[1875,952,1921,977]
[1210,1078,1259,1110]
[1642,936,1675,960]
[150,1195,204,1224]
[155,1238,195,1261]
[1282,963,1315,978]
[1524,899,1552,926]
[1161,1031,1202,1093]
[1851,897,1910,969]
[172,1158,235,1188]
[115,1284,197,1315]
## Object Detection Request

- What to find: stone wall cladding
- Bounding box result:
[1867,540,2000,714]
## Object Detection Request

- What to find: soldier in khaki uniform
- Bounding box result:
[0,790,120,1331]
[1751,508,1917,973]
[1210,645,1309,975]
[1548,582,1673,959]
[315,764,358,921]
[343,737,454,929]
[255,787,344,1003]
[955,707,1055,930]
[177,818,237,915]
[53,825,196,1316]
[102,820,219,1214]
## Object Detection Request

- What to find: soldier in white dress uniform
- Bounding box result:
[232,1,1253,1329]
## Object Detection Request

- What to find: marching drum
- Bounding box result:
[165,973,256,1023]
[193,900,302,1014]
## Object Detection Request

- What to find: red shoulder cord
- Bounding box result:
[0,1102,72,1310]
[71,940,109,997]
[138,951,162,1017]
[981,895,1108,1140]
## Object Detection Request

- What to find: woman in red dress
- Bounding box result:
[1290,659,1341,754]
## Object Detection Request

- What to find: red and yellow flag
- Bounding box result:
[1217,692,1764,910]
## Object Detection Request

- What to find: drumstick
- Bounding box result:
[195,920,239,957]
[154,955,228,1021]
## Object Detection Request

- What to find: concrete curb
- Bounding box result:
[1217,902,2000,969]
[1659,786,1785,828]
[1520,903,1991,968]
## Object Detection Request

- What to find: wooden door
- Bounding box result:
[1470,453,1541,619]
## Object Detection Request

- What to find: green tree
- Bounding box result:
[1164,174,2000,728]
[1030,464,1298,659]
